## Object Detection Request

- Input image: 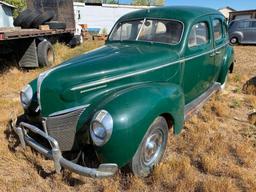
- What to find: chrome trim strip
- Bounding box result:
[136,18,146,41]
[71,60,181,91]
[48,104,90,117]
[80,84,107,94]
[71,42,229,92]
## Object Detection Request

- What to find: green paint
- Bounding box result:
[25,6,234,167]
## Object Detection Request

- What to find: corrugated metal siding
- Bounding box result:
[0,4,14,27]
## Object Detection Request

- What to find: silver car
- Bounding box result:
[228,19,256,44]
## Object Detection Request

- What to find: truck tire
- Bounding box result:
[37,41,55,67]
[31,11,55,28]
[21,11,42,29]
[44,21,66,29]
[13,9,32,27]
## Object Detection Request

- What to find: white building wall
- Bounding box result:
[218,8,234,19]
[0,4,14,27]
[74,3,150,34]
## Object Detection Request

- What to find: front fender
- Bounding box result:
[230,31,243,42]
[218,45,234,84]
[94,82,185,167]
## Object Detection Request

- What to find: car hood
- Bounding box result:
[39,42,180,116]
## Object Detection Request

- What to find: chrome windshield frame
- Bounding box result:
[108,17,185,45]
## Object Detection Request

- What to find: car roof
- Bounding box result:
[231,19,256,22]
[118,6,222,23]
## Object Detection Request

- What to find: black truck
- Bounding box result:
[0,0,79,68]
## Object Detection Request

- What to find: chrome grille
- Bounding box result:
[46,107,85,151]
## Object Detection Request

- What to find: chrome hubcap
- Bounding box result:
[142,129,163,166]
[231,38,237,44]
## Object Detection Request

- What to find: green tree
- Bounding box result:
[2,0,26,16]
[104,0,118,4]
[132,0,165,6]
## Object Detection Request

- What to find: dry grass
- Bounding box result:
[0,42,256,192]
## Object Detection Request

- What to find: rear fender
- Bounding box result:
[218,45,234,84]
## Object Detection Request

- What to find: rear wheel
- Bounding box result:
[130,116,168,177]
[37,41,55,67]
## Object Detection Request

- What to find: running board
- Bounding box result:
[184,82,221,121]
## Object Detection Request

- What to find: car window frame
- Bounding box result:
[187,20,211,50]
[210,15,228,48]
[107,17,185,46]
[212,18,223,42]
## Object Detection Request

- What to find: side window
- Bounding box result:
[252,21,256,28]
[110,21,142,41]
[213,19,223,41]
[237,21,250,28]
[188,22,209,48]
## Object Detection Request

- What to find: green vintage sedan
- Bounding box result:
[14,6,234,178]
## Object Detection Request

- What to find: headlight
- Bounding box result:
[90,110,113,146]
[20,84,33,109]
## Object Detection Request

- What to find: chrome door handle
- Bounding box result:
[210,53,215,57]
[215,51,221,55]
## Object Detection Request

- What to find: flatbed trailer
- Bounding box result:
[0,28,75,40]
[0,0,77,68]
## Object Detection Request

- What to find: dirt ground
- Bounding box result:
[0,42,255,192]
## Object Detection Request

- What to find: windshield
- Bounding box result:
[109,19,183,45]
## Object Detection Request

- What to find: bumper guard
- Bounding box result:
[13,121,118,178]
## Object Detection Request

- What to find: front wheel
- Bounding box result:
[130,116,168,177]
[230,37,238,45]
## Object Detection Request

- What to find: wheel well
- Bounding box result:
[229,62,234,73]
[161,113,174,131]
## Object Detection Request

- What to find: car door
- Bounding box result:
[182,17,215,104]
[237,20,251,43]
[211,16,228,81]
[246,21,256,43]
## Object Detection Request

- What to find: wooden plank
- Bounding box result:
[0,28,75,40]
[39,25,50,30]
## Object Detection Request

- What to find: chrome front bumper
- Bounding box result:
[13,122,118,178]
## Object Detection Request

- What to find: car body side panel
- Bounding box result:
[211,15,228,82]
[182,16,215,104]
[92,83,184,166]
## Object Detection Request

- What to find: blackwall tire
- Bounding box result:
[13,9,32,27]
[44,21,66,30]
[31,11,55,28]
[21,11,42,29]
[37,41,55,67]
[130,116,168,177]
